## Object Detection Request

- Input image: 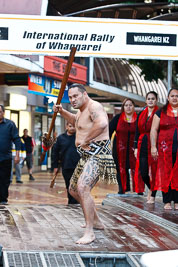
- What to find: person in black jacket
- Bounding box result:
[53,122,80,204]
[0,105,21,204]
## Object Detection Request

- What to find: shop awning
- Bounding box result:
[0,55,43,74]
[87,57,168,106]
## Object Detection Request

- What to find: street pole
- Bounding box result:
[167,60,173,93]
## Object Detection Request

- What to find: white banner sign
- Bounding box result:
[0,14,177,60]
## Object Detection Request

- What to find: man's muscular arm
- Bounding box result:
[53,104,76,126]
[81,102,108,147]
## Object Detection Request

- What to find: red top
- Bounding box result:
[134,106,158,193]
[116,112,137,193]
[154,104,178,192]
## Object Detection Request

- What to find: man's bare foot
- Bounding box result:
[174,203,178,210]
[164,203,172,210]
[81,222,104,230]
[76,233,95,244]
[147,196,155,204]
[147,190,152,201]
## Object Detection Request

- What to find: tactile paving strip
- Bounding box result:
[103,196,178,236]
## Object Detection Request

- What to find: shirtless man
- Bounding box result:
[53,83,116,244]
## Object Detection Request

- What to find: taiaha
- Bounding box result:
[40,47,77,185]
[50,172,58,188]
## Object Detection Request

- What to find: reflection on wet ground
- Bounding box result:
[9,171,118,205]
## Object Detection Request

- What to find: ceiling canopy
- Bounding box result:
[48,1,178,21]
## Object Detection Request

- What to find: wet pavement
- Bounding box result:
[0,172,177,254]
[9,171,117,205]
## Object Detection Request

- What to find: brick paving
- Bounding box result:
[0,172,177,253]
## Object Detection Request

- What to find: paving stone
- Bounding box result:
[1,172,176,254]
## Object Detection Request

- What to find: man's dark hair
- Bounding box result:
[0,105,5,112]
[146,91,158,100]
[68,83,86,93]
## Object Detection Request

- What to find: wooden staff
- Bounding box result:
[50,171,58,188]
[40,47,77,164]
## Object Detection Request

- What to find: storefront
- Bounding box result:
[1,85,44,171]
[3,86,31,135]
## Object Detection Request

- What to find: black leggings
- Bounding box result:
[139,135,157,197]
[113,152,130,194]
[162,187,178,204]
[162,152,178,204]
[139,157,157,197]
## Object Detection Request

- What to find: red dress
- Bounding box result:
[116,112,137,193]
[134,106,158,193]
[154,105,178,192]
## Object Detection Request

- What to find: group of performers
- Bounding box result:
[53,83,177,245]
[109,89,178,210]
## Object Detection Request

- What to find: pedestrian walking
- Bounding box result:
[10,138,26,184]
[0,105,21,204]
[22,129,35,181]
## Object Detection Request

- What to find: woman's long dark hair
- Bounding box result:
[162,88,178,113]
[121,98,135,113]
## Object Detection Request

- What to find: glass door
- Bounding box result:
[11,111,19,128]
[34,114,42,168]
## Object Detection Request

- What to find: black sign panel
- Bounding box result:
[0,27,8,40]
[127,33,176,46]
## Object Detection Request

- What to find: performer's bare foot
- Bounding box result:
[147,196,155,204]
[81,221,104,230]
[174,203,178,210]
[164,203,172,210]
[76,232,95,244]
[147,190,152,201]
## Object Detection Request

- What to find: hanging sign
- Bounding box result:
[28,74,69,102]
[0,14,177,60]
[44,56,87,83]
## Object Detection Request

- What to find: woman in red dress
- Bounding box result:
[134,91,158,203]
[109,98,137,194]
[151,88,178,210]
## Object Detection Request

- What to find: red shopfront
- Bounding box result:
[44,56,87,85]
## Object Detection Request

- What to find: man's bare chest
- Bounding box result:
[76,111,92,130]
